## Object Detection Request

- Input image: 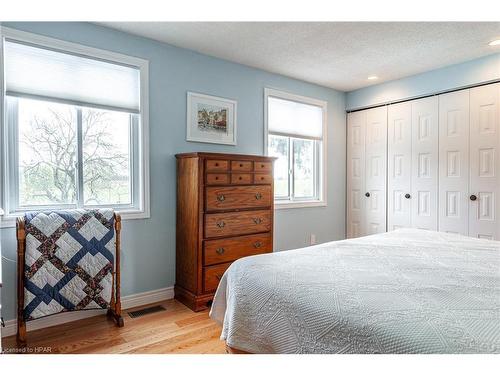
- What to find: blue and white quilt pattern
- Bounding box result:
[23,209,115,321]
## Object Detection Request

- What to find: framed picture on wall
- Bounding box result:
[186,92,237,145]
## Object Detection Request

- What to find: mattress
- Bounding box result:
[210,229,500,353]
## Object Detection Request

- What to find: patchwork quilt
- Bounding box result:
[23,209,115,321]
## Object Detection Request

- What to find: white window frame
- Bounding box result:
[0,27,150,228]
[264,88,327,209]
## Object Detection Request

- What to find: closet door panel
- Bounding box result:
[347,111,366,238]
[469,83,500,240]
[411,97,439,230]
[387,102,412,230]
[438,90,470,235]
[364,106,387,234]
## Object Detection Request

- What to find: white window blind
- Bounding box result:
[4,40,141,113]
[268,96,323,140]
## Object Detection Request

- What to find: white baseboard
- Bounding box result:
[121,287,174,310]
[1,286,174,338]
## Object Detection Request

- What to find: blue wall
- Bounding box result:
[0,22,347,321]
[347,53,500,110]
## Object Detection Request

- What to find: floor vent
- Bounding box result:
[128,305,166,319]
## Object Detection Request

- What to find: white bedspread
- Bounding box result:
[210,229,500,353]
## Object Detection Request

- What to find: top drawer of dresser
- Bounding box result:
[206,159,229,172]
[231,160,253,172]
[254,161,272,172]
[206,185,272,211]
[205,159,273,173]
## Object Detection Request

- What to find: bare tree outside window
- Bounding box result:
[17,98,131,207]
[82,108,131,206]
[18,100,77,205]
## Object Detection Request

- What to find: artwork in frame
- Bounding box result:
[186,92,237,145]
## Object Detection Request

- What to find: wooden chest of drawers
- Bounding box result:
[175,152,276,311]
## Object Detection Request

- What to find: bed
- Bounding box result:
[209,229,500,354]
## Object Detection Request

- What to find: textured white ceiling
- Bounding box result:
[98,22,500,92]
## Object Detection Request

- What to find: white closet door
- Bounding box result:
[347,110,366,238]
[411,97,439,230]
[469,83,500,240]
[364,106,387,234]
[387,102,412,230]
[438,90,470,235]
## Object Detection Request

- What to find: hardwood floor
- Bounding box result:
[2,300,226,354]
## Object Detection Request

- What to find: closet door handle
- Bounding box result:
[365,192,370,197]
[405,193,411,199]
[470,194,477,201]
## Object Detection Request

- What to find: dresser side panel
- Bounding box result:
[176,157,200,292]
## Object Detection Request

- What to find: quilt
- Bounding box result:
[23,209,115,321]
[210,229,500,354]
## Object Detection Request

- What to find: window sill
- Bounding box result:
[274,200,327,210]
[0,209,150,229]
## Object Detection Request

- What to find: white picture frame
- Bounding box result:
[186,92,237,145]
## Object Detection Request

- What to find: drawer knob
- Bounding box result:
[255,193,262,200]
[216,247,225,255]
[470,194,477,201]
[365,192,370,197]
[215,163,219,166]
[253,241,262,248]
[239,163,243,167]
[253,218,262,224]
[217,194,225,202]
[217,221,225,228]
[405,193,411,199]
[239,176,243,180]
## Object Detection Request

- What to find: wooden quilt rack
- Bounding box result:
[16,212,124,348]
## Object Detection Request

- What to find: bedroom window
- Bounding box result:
[265,88,327,208]
[0,29,150,226]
